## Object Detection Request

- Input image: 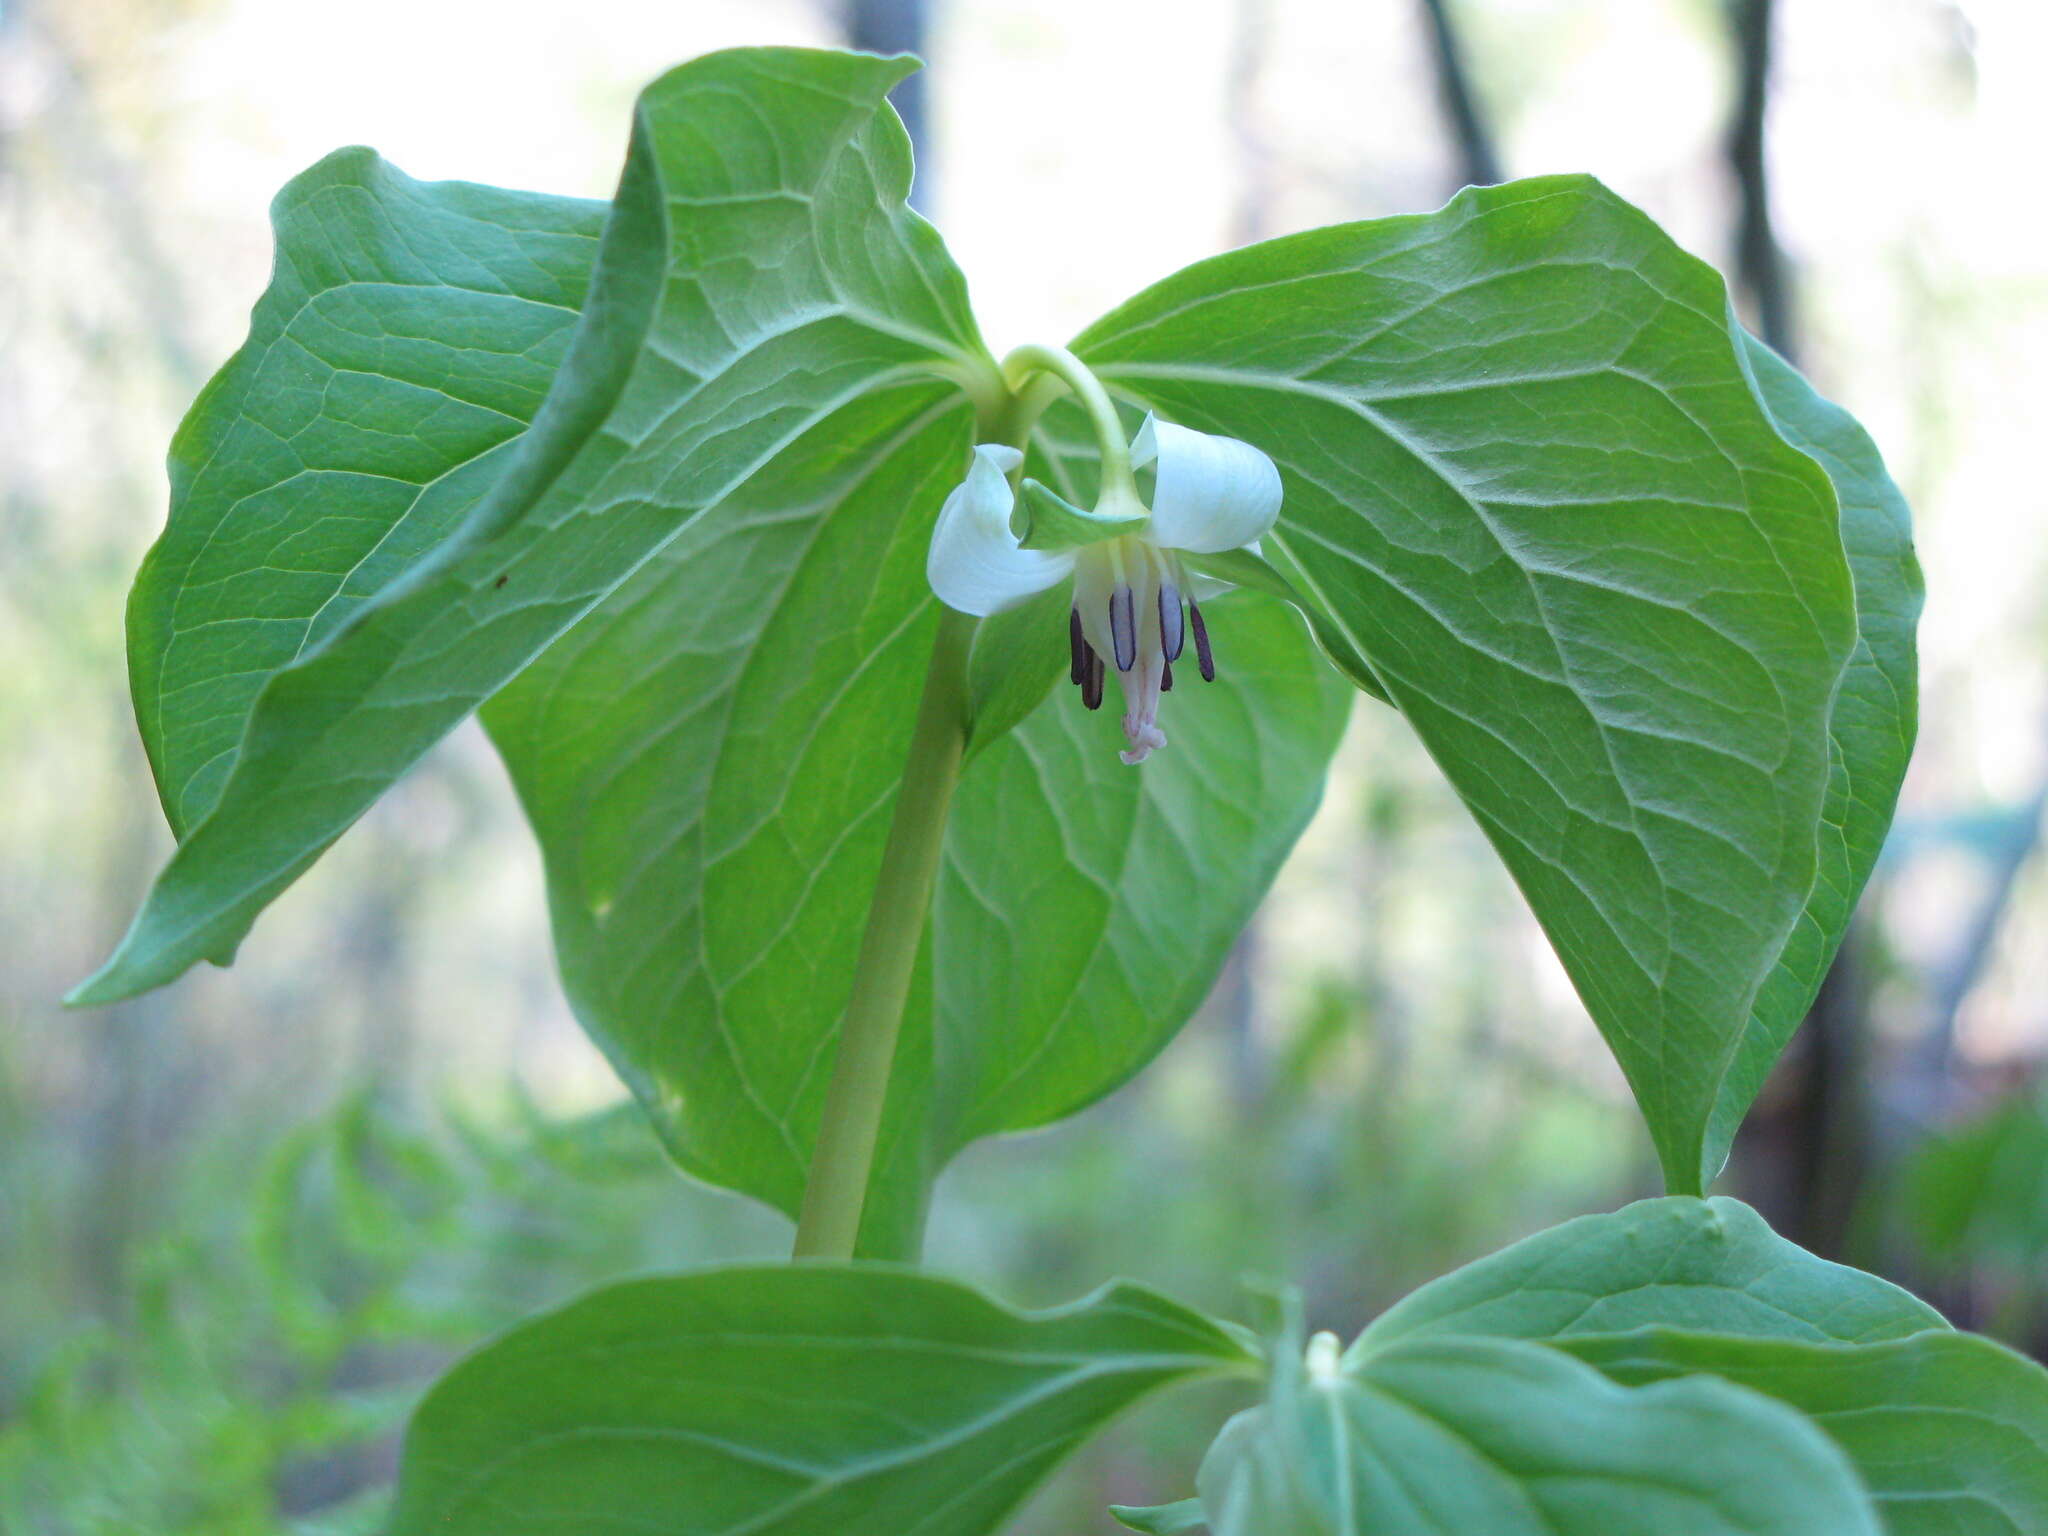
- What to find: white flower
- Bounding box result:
[926,414,1282,764]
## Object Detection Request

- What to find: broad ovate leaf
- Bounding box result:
[1703,335,1923,1178]
[123,152,607,843]
[488,519,1349,1253]
[1562,1328,2048,1536]
[934,595,1348,1153]
[1357,1196,1944,1355]
[1075,175,1880,1193]
[75,46,994,1003]
[1196,1335,1881,1535]
[387,1266,1252,1535]
[478,206,1349,1259]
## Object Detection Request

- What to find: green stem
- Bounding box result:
[999,343,1136,498]
[791,604,977,1261]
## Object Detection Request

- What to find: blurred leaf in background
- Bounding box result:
[1875,1083,2048,1352]
[0,1093,785,1534]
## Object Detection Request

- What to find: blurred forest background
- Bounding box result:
[6,0,2048,1530]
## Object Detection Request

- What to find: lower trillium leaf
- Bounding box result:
[386,1267,1252,1536]
[1195,1335,1882,1536]
[1356,1196,1945,1357]
[1557,1328,2048,1536]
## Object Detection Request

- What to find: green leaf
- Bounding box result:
[1196,1335,1881,1535]
[1110,1499,1208,1534]
[1075,175,1872,1193]
[1560,1328,2048,1536]
[74,46,994,1004]
[122,152,608,844]
[1013,477,1147,550]
[1703,336,1924,1176]
[933,594,1350,1153]
[487,546,1349,1254]
[1179,545,1387,700]
[962,580,1072,758]
[477,386,967,1257]
[387,1266,1253,1535]
[1898,1090,2048,1273]
[1357,1196,1945,1355]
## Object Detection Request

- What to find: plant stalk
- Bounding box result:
[1000,343,1135,498]
[790,604,977,1260]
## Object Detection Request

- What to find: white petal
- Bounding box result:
[1131,415,1282,554]
[926,445,1072,616]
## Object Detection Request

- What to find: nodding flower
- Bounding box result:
[926,413,1282,764]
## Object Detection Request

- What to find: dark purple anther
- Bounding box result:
[1158,582,1185,662]
[1160,655,1174,692]
[1189,599,1215,682]
[1069,605,1086,685]
[1109,584,1137,672]
[1082,645,1105,710]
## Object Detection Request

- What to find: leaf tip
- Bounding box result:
[63,961,135,1010]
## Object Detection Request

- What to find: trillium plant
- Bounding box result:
[72,45,2048,1535]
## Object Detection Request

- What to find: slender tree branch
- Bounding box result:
[1725,0,1797,358]
[1417,0,1502,189]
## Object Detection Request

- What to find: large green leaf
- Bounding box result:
[1357,1196,1945,1354]
[1194,1335,1881,1535]
[477,389,967,1257]
[1074,176,1868,1192]
[386,1266,1253,1535]
[933,596,1349,1149]
[1704,337,1924,1175]
[122,152,608,841]
[485,499,1349,1255]
[1562,1328,2048,1536]
[74,46,994,1004]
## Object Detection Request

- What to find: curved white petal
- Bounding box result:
[926,444,1072,616]
[1132,415,1282,554]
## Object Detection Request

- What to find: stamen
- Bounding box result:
[1069,605,1086,685]
[1189,599,1215,682]
[1158,582,1185,662]
[1109,584,1137,672]
[1082,645,1105,710]
[1160,655,1174,692]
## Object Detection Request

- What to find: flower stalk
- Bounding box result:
[1000,343,1139,499]
[791,602,976,1261]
